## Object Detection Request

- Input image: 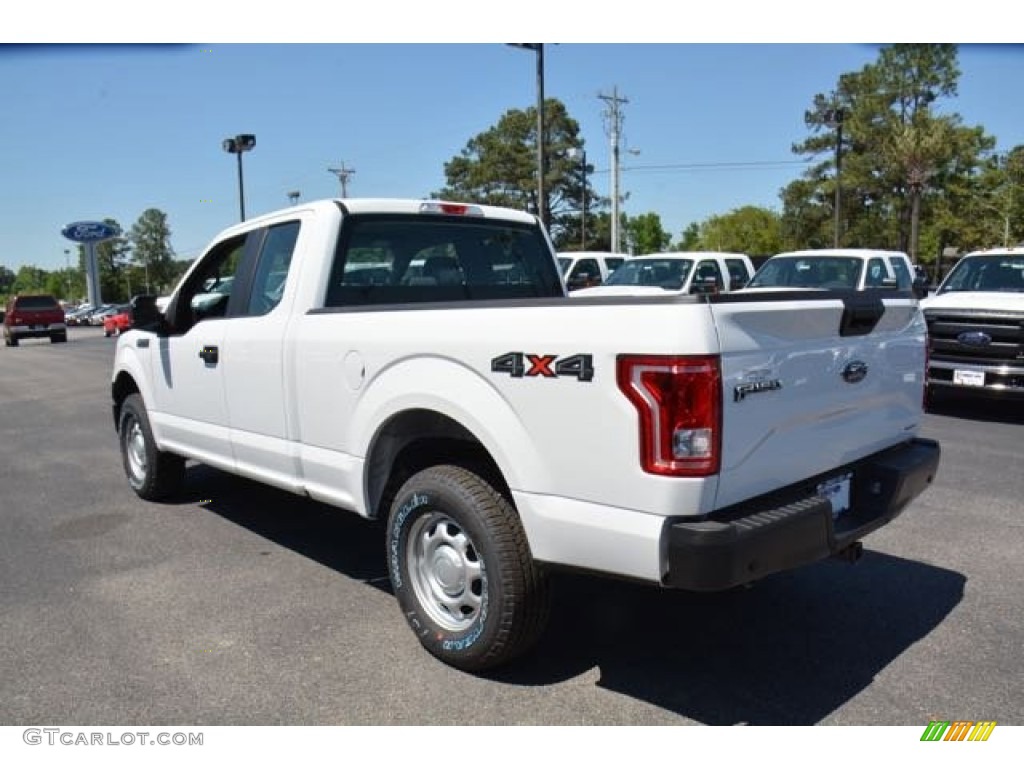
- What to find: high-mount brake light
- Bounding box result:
[617,355,722,477]
[419,202,484,217]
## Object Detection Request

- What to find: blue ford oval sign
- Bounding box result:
[957,331,992,348]
[62,221,120,243]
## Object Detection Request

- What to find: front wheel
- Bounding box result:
[386,465,549,671]
[118,393,185,500]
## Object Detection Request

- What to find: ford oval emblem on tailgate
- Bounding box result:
[957,331,992,347]
[841,360,869,384]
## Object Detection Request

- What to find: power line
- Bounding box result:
[327,162,356,197]
[588,159,814,175]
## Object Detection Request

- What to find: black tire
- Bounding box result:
[386,465,550,672]
[5,334,18,347]
[118,393,185,501]
[51,332,67,343]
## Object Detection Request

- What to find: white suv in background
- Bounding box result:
[746,248,927,296]
[571,252,755,297]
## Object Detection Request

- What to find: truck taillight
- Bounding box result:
[419,201,484,217]
[617,355,722,477]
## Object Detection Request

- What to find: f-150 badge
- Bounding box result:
[734,376,782,402]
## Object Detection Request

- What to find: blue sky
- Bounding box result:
[3,35,1023,272]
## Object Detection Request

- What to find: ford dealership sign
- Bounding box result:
[62,221,120,243]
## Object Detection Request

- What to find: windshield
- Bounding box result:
[748,256,863,289]
[939,254,1024,293]
[604,259,694,290]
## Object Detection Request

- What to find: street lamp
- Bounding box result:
[222,133,256,221]
[824,108,844,248]
[507,44,546,230]
[567,147,587,249]
[287,190,300,206]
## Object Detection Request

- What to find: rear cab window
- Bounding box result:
[324,214,562,306]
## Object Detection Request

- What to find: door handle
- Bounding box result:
[199,345,219,365]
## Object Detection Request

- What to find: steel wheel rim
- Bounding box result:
[125,417,148,484]
[406,511,484,632]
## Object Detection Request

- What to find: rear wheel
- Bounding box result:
[51,332,67,343]
[386,464,549,671]
[118,393,185,500]
[6,334,18,347]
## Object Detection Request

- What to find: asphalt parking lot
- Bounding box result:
[1,326,1021,726]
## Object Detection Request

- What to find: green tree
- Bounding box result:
[12,265,48,294]
[784,44,995,263]
[436,99,603,247]
[129,208,176,294]
[676,223,701,251]
[0,265,15,296]
[624,212,671,254]
[690,206,784,256]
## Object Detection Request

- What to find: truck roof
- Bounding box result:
[221,198,539,234]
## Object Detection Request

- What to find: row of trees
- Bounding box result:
[434,44,1022,277]
[1,208,188,305]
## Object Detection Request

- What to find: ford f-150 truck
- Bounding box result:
[920,247,1024,401]
[111,199,940,671]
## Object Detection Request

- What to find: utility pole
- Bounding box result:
[328,162,356,197]
[824,108,845,248]
[599,87,628,253]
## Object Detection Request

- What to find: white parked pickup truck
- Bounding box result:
[111,199,940,671]
[920,247,1024,400]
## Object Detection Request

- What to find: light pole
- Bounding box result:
[287,190,300,206]
[567,147,587,249]
[507,44,546,230]
[980,200,1011,247]
[222,134,256,221]
[63,249,72,301]
[825,108,844,248]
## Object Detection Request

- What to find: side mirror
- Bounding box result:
[912,276,929,299]
[130,294,163,333]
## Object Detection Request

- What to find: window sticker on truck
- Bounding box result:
[491,352,594,382]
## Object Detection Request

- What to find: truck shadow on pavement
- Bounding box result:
[503,557,965,724]
[178,464,965,726]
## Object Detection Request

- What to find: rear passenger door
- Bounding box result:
[222,216,304,489]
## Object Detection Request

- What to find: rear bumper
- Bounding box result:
[5,322,66,339]
[663,438,941,591]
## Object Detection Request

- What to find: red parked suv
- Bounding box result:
[3,294,67,346]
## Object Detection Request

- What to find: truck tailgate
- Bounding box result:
[710,294,926,509]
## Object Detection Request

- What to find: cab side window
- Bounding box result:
[693,260,724,292]
[168,235,247,333]
[725,259,751,289]
[888,257,912,291]
[567,258,602,290]
[864,258,889,288]
[247,221,301,316]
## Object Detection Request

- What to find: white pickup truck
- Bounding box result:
[920,247,1024,400]
[111,199,940,671]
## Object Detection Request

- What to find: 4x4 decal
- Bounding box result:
[491,352,594,382]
